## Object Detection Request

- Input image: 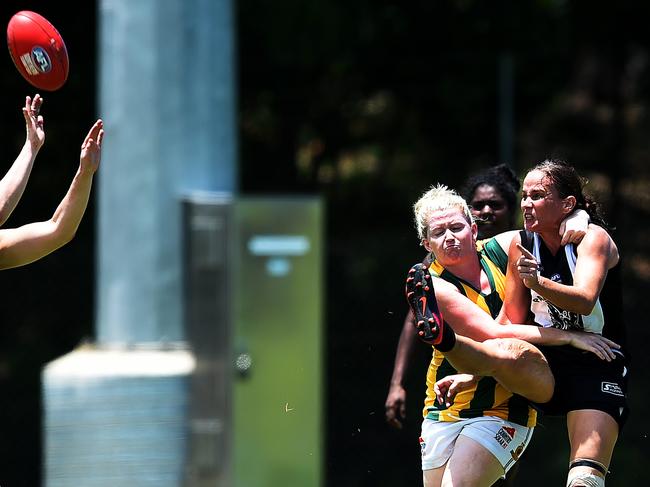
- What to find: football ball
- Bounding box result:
[7,11,69,91]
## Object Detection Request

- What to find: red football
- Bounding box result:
[6,11,69,91]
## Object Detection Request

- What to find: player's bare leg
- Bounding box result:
[421,436,506,487]
[441,435,504,487]
[423,466,444,487]
[564,410,618,486]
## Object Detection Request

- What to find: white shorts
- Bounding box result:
[420,417,534,475]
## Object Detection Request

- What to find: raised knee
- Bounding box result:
[483,338,554,403]
[518,342,554,402]
[483,338,522,359]
[483,338,541,366]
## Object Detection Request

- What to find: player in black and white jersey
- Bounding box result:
[503,159,628,487]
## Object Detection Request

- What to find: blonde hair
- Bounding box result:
[413,184,474,240]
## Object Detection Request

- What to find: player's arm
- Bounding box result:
[0,120,103,269]
[385,309,418,429]
[434,276,547,342]
[0,95,45,226]
[432,233,532,338]
[559,208,590,245]
[433,273,618,360]
[432,276,530,342]
[499,231,533,325]
[516,226,617,315]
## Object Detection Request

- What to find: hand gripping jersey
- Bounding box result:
[423,238,537,428]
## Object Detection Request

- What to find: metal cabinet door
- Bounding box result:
[232,197,323,487]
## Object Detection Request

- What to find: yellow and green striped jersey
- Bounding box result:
[422,238,537,428]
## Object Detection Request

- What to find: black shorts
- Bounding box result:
[534,345,629,429]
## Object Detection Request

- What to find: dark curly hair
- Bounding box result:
[461,163,520,226]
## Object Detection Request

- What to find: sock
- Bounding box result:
[434,321,457,352]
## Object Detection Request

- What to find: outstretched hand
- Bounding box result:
[23,94,45,150]
[80,119,104,174]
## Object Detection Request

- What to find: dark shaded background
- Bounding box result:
[0,3,96,487]
[0,1,648,486]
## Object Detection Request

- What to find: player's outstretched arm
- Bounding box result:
[0,95,46,226]
[0,119,103,269]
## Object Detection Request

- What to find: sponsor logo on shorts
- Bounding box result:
[601,381,624,397]
[510,443,525,461]
[495,426,515,449]
[419,436,426,455]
